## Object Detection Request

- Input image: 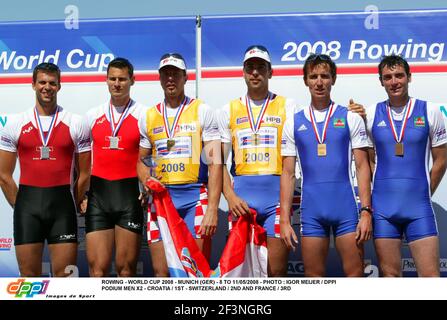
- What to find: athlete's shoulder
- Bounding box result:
[86,102,107,119]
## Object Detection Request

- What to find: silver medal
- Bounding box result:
[109,136,119,149]
[40,146,50,160]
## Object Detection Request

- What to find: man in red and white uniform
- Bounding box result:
[85,57,147,277]
[0,62,91,277]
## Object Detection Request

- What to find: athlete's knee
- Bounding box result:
[89,268,109,277]
[268,264,288,277]
[20,269,42,277]
[380,265,401,277]
[116,264,136,277]
[152,266,169,277]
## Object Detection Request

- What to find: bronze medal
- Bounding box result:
[395,142,404,156]
[317,143,327,157]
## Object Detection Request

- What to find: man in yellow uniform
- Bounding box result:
[218,45,298,276]
[137,53,222,276]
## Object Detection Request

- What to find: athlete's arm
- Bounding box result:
[0,150,18,208]
[367,148,376,177]
[221,142,250,216]
[198,139,222,237]
[137,146,152,191]
[279,155,298,250]
[353,147,373,244]
[430,144,447,195]
[74,151,91,213]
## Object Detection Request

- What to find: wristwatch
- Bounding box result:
[359,206,373,215]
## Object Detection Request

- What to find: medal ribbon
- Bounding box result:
[109,99,133,137]
[309,101,334,144]
[162,96,189,139]
[386,98,412,144]
[245,92,271,134]
[34,106,59,147]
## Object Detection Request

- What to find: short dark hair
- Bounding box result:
[107,57,134,78]
[378,55,410,81]
[303,53,337,80]
[33,62,61,83]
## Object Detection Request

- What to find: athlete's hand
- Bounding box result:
[79,197,88,215]
[356,212,372,245]
[280,221,298,251]
[198,208,218,237]
[348,98,366,119]
[228,194,251,217]
[138,191,149,208]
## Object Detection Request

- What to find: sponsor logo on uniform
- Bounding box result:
[262,116,281,124]
[176,123,197,133]
[59,234,76,241]
[377,120,387,127]
[1,135,11,143]
[96,116,106,125]
[22,125,34,134]
[128,222,141,229]
[0,237,13,251]
[236,117,248,124]
[359,129,367,141]
[153,126,164,134]
[298,124,307,131]
[414,116,426,127]
[79,138,91,147]
[435,128,446,139]
[6,279,50,298]
[333,118,346,128]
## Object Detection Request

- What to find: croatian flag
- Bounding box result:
[146,179,267,277]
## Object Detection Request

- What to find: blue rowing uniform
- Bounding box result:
[294,105,359,237]
[371,99,437,242]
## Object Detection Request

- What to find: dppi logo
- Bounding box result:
[6,279,49,298]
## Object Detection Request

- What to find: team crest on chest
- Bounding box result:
[333,118,346,128]
[414,116,425,127]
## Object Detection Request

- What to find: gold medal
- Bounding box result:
[317,143,327,157]
[167,139,176,151]
[395,142,404,156]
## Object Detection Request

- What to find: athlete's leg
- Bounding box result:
[15,243,44,277]
[334,232,364,277]
[409,236,440,277]
[374,238,402,277]
[48,243,77,277]
[301,237,330,277]
[115,225,142,277]
[267,237,289,277]
[149,241,169,277]
[86,229,114,277]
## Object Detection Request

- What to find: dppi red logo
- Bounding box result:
[6,279,49,298]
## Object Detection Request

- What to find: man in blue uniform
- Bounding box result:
[280,54,372,277]
[366,55,447,277]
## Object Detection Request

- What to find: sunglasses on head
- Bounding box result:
[160,53,185,60]
[245,45,269,53]
[306,53,331,62]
